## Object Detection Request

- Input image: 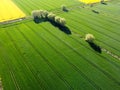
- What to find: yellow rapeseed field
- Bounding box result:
[0,0,26,22]
[79,0,108,4]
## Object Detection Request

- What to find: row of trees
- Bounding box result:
[31,10,66,26]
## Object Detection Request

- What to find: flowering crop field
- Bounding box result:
[80,0,108,4]
[0,0,25,22]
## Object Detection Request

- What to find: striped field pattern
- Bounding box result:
[0,0,120,90]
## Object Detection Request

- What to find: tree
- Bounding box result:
[55,16,66,26]
[31,10,39,18]
[31,10,49,19]
[59,18,66,26]
[38,10,44,18]
[55,16,61,23]
[47,13,56,21]
[41,10,49,18]
[85,34,95,42]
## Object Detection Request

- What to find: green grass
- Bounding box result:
[0,0,120,90]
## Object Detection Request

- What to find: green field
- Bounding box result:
[0,0,120,90]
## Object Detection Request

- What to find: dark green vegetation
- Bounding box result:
[31,10,66,27]
[0,0,120,90]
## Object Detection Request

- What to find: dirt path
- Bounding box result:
[0,17,26,25]
[102,48,120,60]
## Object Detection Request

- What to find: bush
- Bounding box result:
[85,34,95,42]
[101,0,104,3]
[61,5,68,11]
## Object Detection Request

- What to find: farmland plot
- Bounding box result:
[0,20,120,90]
[0,0,25,22]
[79,0,108,4]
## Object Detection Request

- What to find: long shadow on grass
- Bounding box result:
[87,42,102,53]
[34,17,47,24]
[34,17,71,35]
[63,9,69,12]
[92,10,99,14]
[48,20,71,35]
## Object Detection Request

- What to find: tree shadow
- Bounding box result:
[33,17,71,35]
[63,9,69,12]
[48,20,71,35]
[87,42,102,53]
[34,17,47,24]
[92,10,99,14]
